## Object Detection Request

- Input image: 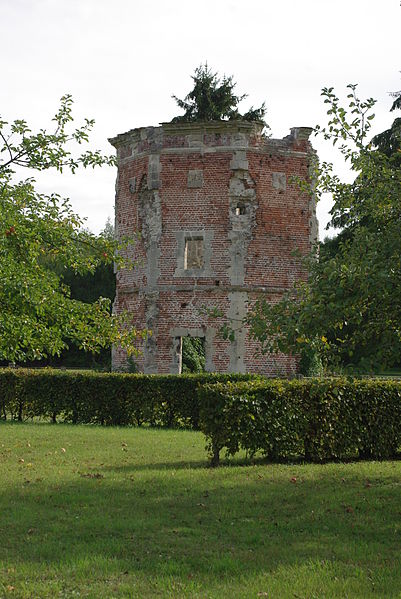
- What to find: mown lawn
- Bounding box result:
[1,422,401,598]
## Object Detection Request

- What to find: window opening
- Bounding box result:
[176,335,206,374]
[184,237,204,269]
[234,204,246,215]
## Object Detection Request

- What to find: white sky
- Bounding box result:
[2,0,400,239]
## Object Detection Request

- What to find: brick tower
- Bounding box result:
[109,120,317,375]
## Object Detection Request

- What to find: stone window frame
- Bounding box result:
[169,327,215,373]
[184,236,204,270]
[233,202,247,216]
[174,230,214,278]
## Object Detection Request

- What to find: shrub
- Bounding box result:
[197,378,401,465]
[2,370,399,467]
[0,368,259,429]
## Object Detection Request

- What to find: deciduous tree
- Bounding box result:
[248,84,401,372]
[0,95,143,362]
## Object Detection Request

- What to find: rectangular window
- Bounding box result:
[174,230,213,278]
[184,238,204,270]
[235,204,246,215]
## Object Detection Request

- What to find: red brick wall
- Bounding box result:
[110,122,317,375]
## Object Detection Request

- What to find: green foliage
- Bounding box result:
[2,370,400,469]
[61,257,115,306]
[48,221,116,369]
[372,86,401,164]
[198,378,401,465]
[0,96,140,362]
[0,369,259,429]
[126,356,138,373]
[172,64,268,126]
[182,337,205,373]
[248,84,401,372]
[299,345,324,377]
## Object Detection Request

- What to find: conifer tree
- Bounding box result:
[172,64,267,125]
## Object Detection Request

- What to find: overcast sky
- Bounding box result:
[2,0,400,238]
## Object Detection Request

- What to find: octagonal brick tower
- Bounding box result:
[109,120,318,375]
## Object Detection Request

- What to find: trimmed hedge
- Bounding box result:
[0,368,259,429]
[197,378,401,464]
[1,370,400,465]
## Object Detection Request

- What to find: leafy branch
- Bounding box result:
[0,94,116,175]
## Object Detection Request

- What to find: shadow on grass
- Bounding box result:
[1,463,401,589]
[100,452,401,474]
[2,421,401,595]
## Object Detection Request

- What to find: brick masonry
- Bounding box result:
[109,120,318,375]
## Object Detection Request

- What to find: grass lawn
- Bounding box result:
[1,423,401,598]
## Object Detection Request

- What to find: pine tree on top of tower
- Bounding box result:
[171,64,267,125]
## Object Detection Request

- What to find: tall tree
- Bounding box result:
[372,85,401,163]
[0,95,142,363]
[248,84,401,372]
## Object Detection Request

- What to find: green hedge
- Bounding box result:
[2,370,400,466]
[0,368,259,429]
[198,378,401,464]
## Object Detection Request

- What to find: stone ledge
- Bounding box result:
[117,284,293,295]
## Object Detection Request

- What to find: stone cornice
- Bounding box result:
[159,120,264,136]
[117,284,295,295]
[108,120,265,148]
[109,123,314,165]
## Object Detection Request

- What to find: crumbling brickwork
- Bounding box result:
[109,121,318,375]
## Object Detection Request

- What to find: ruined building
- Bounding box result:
[109,120,318,375]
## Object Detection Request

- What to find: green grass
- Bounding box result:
[1,423,401,598]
